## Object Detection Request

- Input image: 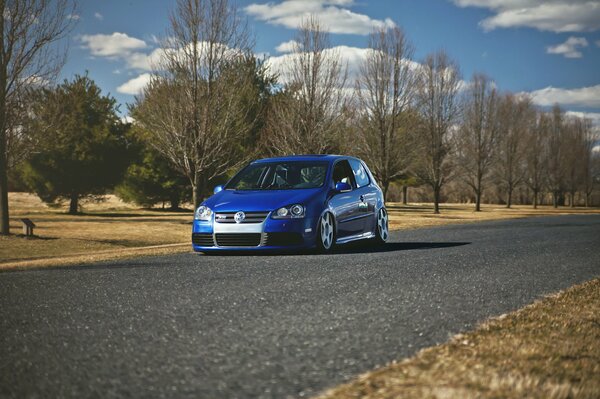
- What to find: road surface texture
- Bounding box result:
[1,215,599,398]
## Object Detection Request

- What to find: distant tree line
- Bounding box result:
[1,0,599,233]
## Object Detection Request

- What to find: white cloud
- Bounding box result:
[596,40,600,47]
[529,84,600,108]
[66,13,80,20]
[94,12,103,21]
[266,45,370,85]
[546,36,588,58]
[121,115,135,124]
[275,40,299,53]
[266,44,422,91]
[245,0,396,35]
[565,111,600,125]
[452,0,600,33]
[117,73,151,95]
[80,32,147,57]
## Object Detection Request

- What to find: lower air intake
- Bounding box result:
[215,233,262,247]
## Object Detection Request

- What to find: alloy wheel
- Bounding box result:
[377,207,389,242]
[319,212,334,250]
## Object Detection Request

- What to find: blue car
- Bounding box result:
[192,155,389,253]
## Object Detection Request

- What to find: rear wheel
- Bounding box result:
[374,207,389,244]
[317,212,335,252]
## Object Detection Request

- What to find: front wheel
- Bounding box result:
[374,207,389,244]
[317,212,335,252]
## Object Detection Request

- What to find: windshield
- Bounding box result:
[226,161,328,190]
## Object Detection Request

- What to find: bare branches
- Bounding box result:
[266,16,348,155]
[494,94,535,208]
[133,0,263,207]
[0,0,76,235]
[454,73,499,211]
[354,27,416,199]
[413,50,462,213]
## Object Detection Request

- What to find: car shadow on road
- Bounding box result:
[201,241,470,257]
[331,241,471,254]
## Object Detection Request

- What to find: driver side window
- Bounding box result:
[332,160,356,188]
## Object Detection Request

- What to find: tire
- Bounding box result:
[317,212,336,252]
[373,207,389,245]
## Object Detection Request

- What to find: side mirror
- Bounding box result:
[213,185,224,194]
[335,182,352,192]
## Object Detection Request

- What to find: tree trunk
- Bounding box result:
[532,190,538,209]
[0,13,7,235]
[570,191,575,208]
[383,181,390,203]
[475,189,481,212]
[433,185,440,214]
[585,193,589,208]
[402,185,408,205]
[506,187,513,208]
[169,194,180,211]
[193,171,201,209]
[68,194,79,215]
[0,151,8,235]
[553,191,558,208]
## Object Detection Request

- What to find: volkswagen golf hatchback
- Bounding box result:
[192,155,388,252]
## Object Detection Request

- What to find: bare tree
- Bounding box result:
[581,121,598,207]
[546,104,566,208]
[354,27,417,200]
[266,16,347,155]
[495,94,533,208]
[413,51,462,214]
[133,0,263,208]
[0,0,75,235]
[524,111,549,208]
[563,117,584,207]
[454,73,499,211]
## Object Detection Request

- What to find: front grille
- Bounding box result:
[192,233,214,247]
[214,211,269,224]
[265,232,304,247]
[215,233,262,247]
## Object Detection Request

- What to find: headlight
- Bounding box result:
[272,204,305,219]
[195,205,212,221]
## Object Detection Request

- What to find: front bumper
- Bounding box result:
[192,215,318,252]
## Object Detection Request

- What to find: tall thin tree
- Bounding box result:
[133,0,266,208]
[524,111,549,208]
[546,104,566,208]
[355,27,416,200]
[266,16,347,155]
[413,50,462,214]
[455,73,499,211]
[0,0,75,234]
[495,94,533,208]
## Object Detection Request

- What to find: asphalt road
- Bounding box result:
[1,215,599,399]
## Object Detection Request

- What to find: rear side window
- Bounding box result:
[349,159,370,188]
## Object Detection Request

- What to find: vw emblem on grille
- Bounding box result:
[234,211,245,224]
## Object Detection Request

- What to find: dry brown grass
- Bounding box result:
[2,193,599,270]
[1,193,192,268]
[314,278,600,399]
[387,202,600,230]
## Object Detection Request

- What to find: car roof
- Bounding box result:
[252,154,355,164]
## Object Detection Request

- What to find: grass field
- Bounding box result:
[2,192,600,270]
[1,193,191,268]
[314,278,600,399]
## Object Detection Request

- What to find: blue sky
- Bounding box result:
[63,0,600,125]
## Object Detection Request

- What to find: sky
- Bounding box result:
[63,0,600,127]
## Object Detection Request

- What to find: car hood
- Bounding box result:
[203,188,322,212]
